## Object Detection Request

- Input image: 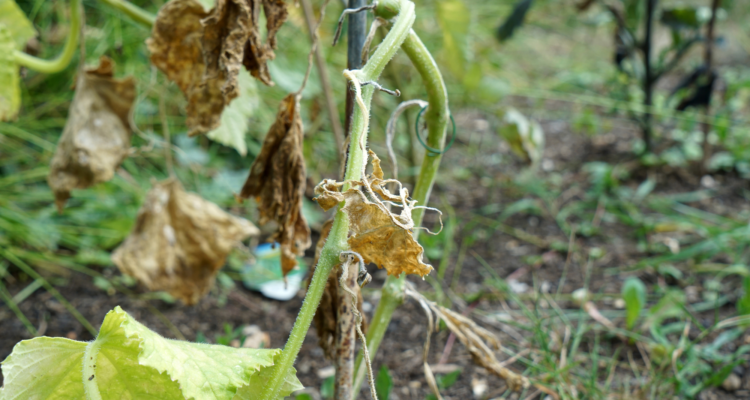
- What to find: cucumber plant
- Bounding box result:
[0,0,529,398]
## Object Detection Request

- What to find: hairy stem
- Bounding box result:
[352,28,449,398]
[13,0,81,74]
[258,2,415,399]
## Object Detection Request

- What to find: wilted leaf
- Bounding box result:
[313,151,434,277]
[207,70,259,155]
[0,0,36,49]
[0,24,20,121]
[47,56,136,211]
[240,94,310,278]
[147,0,286,136]
[112,179,259,305]
[497,0,534,42]
[436,0,469,77]
[498,107,545,166]
[310,220,368,360]
[147,0,226,136]
[0,307,300,400]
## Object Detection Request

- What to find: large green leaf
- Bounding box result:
[0,306,301,400]
[207,70,259,156]
[0,0,36,49]
[436,0,469,78]
[0,24,20,121]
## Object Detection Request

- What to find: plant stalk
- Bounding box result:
[344,0,368,138]
[96,0,155,27]
[258,2,415,399]
[13,0,81,74]
[351,28,449,398]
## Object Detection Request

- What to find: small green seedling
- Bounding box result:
[622,277,647,330]
[375,365,394,400]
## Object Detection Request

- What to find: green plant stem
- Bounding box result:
[351,28,449,398]
[13,0,81,74]
[97,0,155,27]
[258,2,415,399]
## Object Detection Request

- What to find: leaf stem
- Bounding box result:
[351,28,449,398]
[258,2,415,399]
[12,0,81,74]
[82,340,103,400]
[96,0,156,27]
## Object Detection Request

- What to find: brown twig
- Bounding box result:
[701,0,721,169]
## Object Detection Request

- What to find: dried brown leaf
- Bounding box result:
[147,0,287,136]
[240,94,310,277]
[47,56,136,212]
[313,179,344,211]
[112,179,259,305]
[146,0,226,136]
[310,220,367,360]
[312,151,433,277]
[243,0,288,85]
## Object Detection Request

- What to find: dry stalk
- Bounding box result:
[404,282,530,394]
[339,252,377,400]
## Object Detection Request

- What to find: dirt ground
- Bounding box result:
[2,109,749,399]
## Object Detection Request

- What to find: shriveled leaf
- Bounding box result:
[147,0,228,136]
[112,179,259,305]
[312,151,434,277]
[207,70,259,155]
[497,0,534,42]
[240,94,311,278]
[47,56,136,211]
[0,307,295,400]
[436,0,469,78]
[0,0,36,49]
[310,220,367,360]
[0,25,20,121]
[243,0,288,85]
[147,0,287,136]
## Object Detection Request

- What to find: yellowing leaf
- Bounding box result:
[240,94,311,278]
[0,307,301,400]
[0,25,20,121]
[112,179,259,305]
[0,0,36,49]
[47,56,136,210]
[436,0,469,78]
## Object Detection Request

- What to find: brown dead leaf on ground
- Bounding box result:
[313,151,434,277]
[47,56,136,212]
[240,94,310,277]
[146,0,225,136]
[112,179,259,305]
[146,0,287,136]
